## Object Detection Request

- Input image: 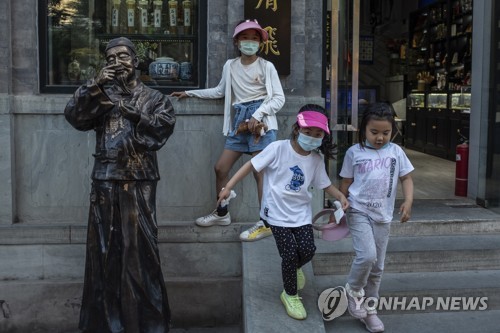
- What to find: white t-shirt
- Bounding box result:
[339,143,414,223]
[251,140,332,227]
[230,59,267,104]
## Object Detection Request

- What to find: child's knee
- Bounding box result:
[356,252,377,267]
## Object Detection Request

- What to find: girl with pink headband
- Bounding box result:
[171,19,285,242]
[218,104,348,320]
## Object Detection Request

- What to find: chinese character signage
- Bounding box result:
[245,0,291,75]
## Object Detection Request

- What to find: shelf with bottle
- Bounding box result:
[107,0,195,37]
[450,18,472,38]
[95,35,196,87]
[408,0,474,93]
[98,34,196,42]
[451,0,473,20]
[427,0,448,25]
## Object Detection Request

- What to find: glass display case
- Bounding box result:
[450,92,471,111]
[426,93,447,108]
[39,0,206,93]
[408,92,425,108]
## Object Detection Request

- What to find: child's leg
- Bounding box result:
[270,225,298,295]
[346,208,378,292]
[270,224,316,295]
[364,221,391,299]
[291,224,316,269]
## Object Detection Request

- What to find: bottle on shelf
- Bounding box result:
[126,0,136,34]
[138,0,149,34]
[153,0,163,34]
[168,0,178,35]
[110,0,123,34]
[183,0,191,35]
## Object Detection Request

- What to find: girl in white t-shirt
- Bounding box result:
[170,20,285,242]
[339,102,414,333]
[218,104,348,320]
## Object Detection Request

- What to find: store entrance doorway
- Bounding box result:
[325,0,459,203]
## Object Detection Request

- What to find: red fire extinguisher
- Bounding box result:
[455,135,469,196]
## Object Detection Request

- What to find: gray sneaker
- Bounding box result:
[195,210,231,227]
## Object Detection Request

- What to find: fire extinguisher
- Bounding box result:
[455,131,469,196]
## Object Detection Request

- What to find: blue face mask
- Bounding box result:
[298,133,323,151]
[365,140,390,149]
[239,41,260,56]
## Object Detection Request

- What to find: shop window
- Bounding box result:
[39,0,207,94]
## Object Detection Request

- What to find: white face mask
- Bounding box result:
[239,41,260,56]
[298,133,323,151]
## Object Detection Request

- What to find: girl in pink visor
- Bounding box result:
[171,20,285,242]
[217,104,348,320]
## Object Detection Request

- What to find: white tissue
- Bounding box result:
[220,190,237,207]
[333,200,344,224]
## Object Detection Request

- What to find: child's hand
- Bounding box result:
[399,201,412,223]
[216,188,230,207]
[169,91,188,99]
[339,195,349,211]
[217,188,237,207]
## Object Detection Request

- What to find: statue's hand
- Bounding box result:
[95,64,118,86]
[119,100,141,122]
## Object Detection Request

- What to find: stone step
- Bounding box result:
[315,270,500,314]
[389,219,500,237]
[0,277,241,333]
[324,309,500,333]
[242,237,325,333]
[312,234,500,275]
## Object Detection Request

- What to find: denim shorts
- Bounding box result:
[224,99,277,153]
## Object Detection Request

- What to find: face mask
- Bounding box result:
[239,41,260,56]
[365,140,390,149]
[298,133,323,151]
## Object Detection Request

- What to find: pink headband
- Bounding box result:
[296,111,330,134]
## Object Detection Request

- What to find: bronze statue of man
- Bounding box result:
[65,37,175,333]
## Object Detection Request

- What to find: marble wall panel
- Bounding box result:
[42,244,86,279]
[0,245,44,279]
[159,242,241,278]
[0,107,13,224]
[14,114,92,223]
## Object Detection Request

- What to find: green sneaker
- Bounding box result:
[297,268,306,290]
[280,290,307,320]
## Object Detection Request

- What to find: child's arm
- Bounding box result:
[324,184,350,211]
[217,160,255,206]
[399,173,414,223]
[340,178,353,198]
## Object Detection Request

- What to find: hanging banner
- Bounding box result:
[244,0,291,75]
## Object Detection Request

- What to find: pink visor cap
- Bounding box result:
[233,20,268,42]
[312,206,350,242]
[297,111,330,134]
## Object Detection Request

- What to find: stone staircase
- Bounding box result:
[0,223,244,333]
[241,199,500,333]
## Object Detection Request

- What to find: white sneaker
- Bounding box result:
[195,210,231,227]
[239,220,273,241]
[360,313,385,332]
[346,283,367,319]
